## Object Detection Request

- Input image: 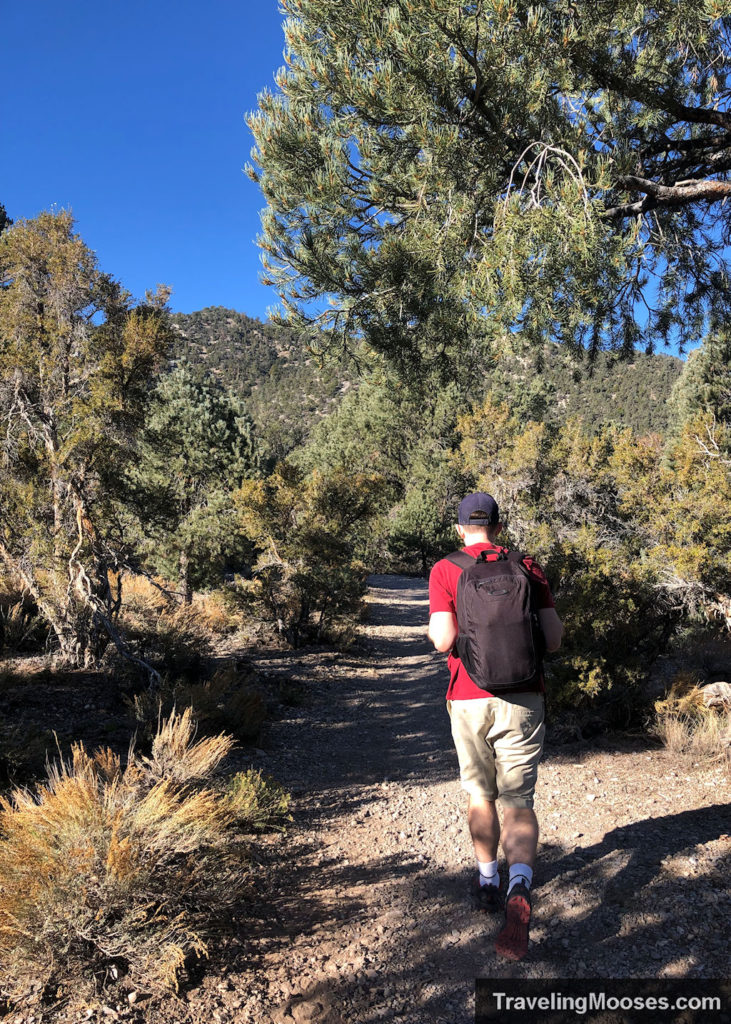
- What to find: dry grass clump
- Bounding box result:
[0,600,47,652]
[120,573,240,639]
[653,672,708,717]
[652,674,731,763]
[146,604,214,663]
[120,601,213,678]
[652,710,731,763]
[131,661,266,745]
[193,589,242,635]
[0,709,248,1004]
[227,768,292,832]
[120,574,240,637]
[116,572,168,614]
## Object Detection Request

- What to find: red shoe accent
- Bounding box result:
[495,884,531,961]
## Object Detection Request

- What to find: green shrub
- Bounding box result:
[236,465,385,647]
[226,768,292,832]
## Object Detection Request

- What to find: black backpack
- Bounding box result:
[446,548,545,693]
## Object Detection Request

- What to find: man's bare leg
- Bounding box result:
[468,796,500,862]
[500,806,539,867]
[495,806,539,961]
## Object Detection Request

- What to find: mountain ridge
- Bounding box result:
[171,307,684,443]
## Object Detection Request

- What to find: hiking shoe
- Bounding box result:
[495,881,532,960]
[472,874,501,914]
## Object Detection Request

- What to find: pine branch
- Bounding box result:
[603,175,731,219]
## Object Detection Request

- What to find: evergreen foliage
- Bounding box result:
[669,327,731,431]
[295,370,465,571]
[249,1,731,375]
[294,349,684,572]
[0,211,173,666]
[488,345,683,436]
[171,307,293,395]
[130,363,260,602]
[1,209,724,721]
[236,463,388,645]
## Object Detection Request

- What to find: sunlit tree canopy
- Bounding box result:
[249,0,731,377]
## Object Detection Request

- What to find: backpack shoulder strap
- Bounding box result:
[507,551,542,609]
[444,549,477,570]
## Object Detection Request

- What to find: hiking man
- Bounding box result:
[427,492,563,961]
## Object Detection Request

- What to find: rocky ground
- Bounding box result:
[3,575,729,1023]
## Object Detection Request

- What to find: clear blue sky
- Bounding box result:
[2,0,286,319]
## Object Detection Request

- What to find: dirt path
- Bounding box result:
[192,575,730,1024]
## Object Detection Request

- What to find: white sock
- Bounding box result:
[508,862,533,893]
[477,859,499,888]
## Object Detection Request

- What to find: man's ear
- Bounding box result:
[493,522,503,538]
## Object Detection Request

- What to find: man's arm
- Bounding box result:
[539,607,564,652]
[428,611,458,653]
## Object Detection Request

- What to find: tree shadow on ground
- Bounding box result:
[0,660,139,788]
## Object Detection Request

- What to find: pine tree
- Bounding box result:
[249,1,731,376]
[670,328,731,429]
[295,368,465,568]
[0,211,172,665]
[132,364,260,602]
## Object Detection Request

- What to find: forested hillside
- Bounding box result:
[490,346,683,435]
[171,307,350,460]
[172,306,682,442]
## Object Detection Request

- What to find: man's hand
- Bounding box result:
[428,611,458,653]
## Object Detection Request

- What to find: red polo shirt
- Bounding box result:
[428,542,555,700]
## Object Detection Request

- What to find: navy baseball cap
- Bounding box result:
[457,492,499,526]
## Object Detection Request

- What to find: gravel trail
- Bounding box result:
[195,575,730,1024]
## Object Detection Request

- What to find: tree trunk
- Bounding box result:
[179,550,193,605]
[0,540,74,662]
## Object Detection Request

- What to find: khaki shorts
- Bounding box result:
[447,693,545,808]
